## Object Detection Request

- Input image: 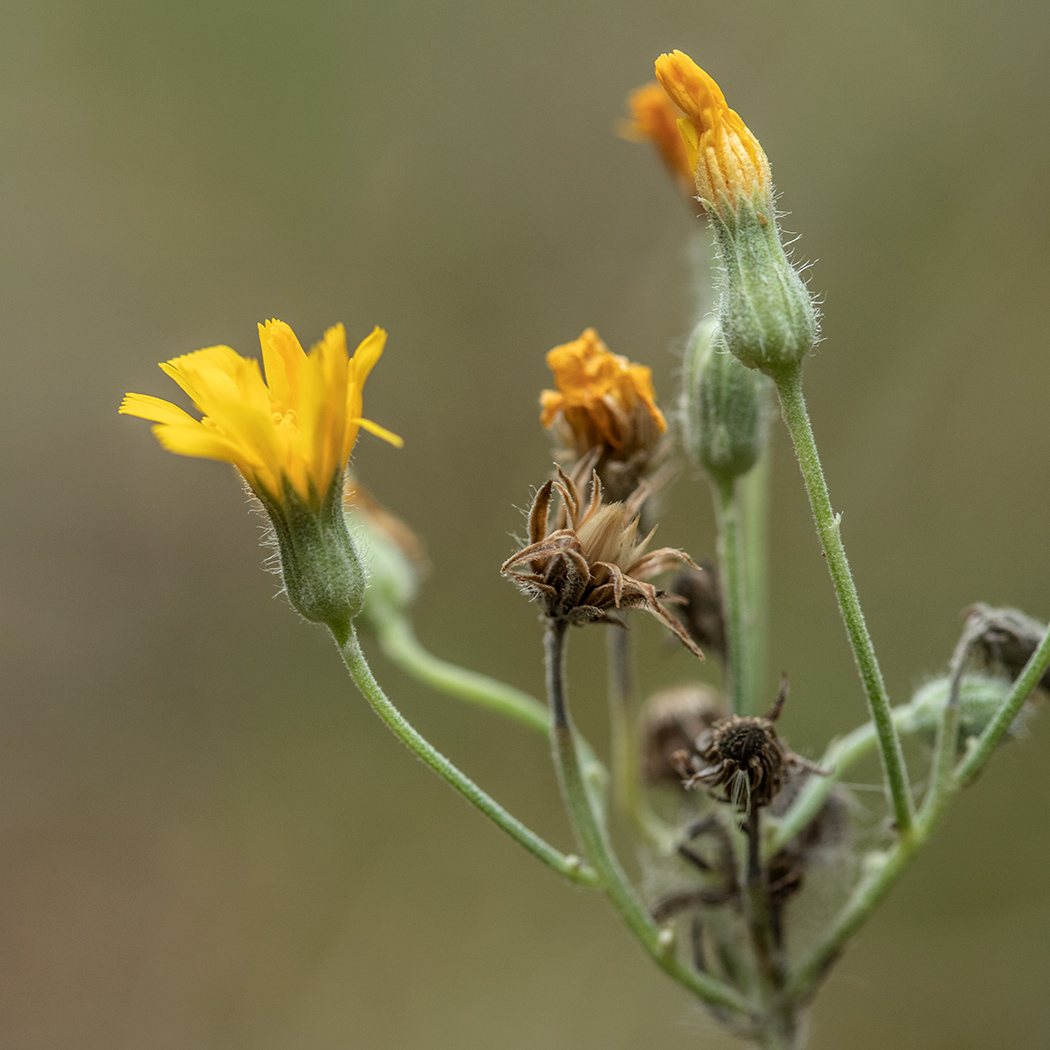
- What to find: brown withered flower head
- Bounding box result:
[673,679,825,811]
[540,328,669,502]
[641,682,727,784]
[964,603,1050,695]
[500,468,704,657]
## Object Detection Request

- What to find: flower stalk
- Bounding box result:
[338,624,599,887]
[544,619,751,1016]
[772,366,914,836]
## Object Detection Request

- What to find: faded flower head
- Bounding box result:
[501,468,703,657]
[620,81,694,195]
[654,50,772,221]
[120,319,402,511]
[540,328,668,501]
[965,603,1050,695]
[641,682,727,784]
[674,680,824,810]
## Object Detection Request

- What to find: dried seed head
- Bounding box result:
[669,563,727,663]
[500,468,704,657]
[641,683,727,784]
[675,679,825,810]
[684,714,786,810]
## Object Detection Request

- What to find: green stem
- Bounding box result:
[768,702,921,856]
[544,619,752,1016]
[955,622,1050,786]
[741,440,772,710]
[787,621,1050,1004]
[373,613,608,795]
[606,631,678,851]
[772,367,913,836]
[375,615,549,732]
[714,476,752,715]
[337,624,599,887]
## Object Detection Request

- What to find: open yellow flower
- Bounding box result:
[620,81,694,195]
[654,50,771,216]
[120,319,402,509]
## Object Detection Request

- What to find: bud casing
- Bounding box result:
[680,319,768,483]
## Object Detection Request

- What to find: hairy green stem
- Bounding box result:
[769,702,921,856]
[544,619,752,1016]
[374,613,608,795]
[337,624,599,886]
[375,614,549,732]
[772,366,913,836]
[714,476,753,714]
[788,622,1050,1004]
[741,442,772,709]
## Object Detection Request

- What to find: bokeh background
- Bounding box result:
[4,0,1050,1047]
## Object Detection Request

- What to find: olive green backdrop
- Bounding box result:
[3,0,1049,1047]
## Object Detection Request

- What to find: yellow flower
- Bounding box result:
[120,320,402,509]
[654,50,771,216]
[540,328,666,454]
[620,81,694,195]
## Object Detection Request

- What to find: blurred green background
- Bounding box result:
[3,0,1050,1046]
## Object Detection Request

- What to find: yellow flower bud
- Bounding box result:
[654,50,772,219]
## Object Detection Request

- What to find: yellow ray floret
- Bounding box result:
[654,50,771,212]
[619,81,694,193]
[120,320,402,508]
[540,328,666,451]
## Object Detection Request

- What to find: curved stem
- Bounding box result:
[337,625,599,887]
[714,476,753,715]
[374,613,609,797]
[772,366,914,836]
[544,619,752,1016]
[375,614,549,733]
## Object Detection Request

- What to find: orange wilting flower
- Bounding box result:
[620,81,694,195]
[120,320,402,511]
[501,468,704,658]
[654,50,772,219]
[540,328,667,501]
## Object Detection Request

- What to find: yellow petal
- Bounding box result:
[258,319,305,412]
[151,422,257,465]
[119,393,198,426]
[353,416,404,448]
[349,326,387,385]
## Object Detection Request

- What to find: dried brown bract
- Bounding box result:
[500,468,704,657]
[673,680,825,810]
[641,682,727,784]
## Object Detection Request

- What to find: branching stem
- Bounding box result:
[544,619,751,1016]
